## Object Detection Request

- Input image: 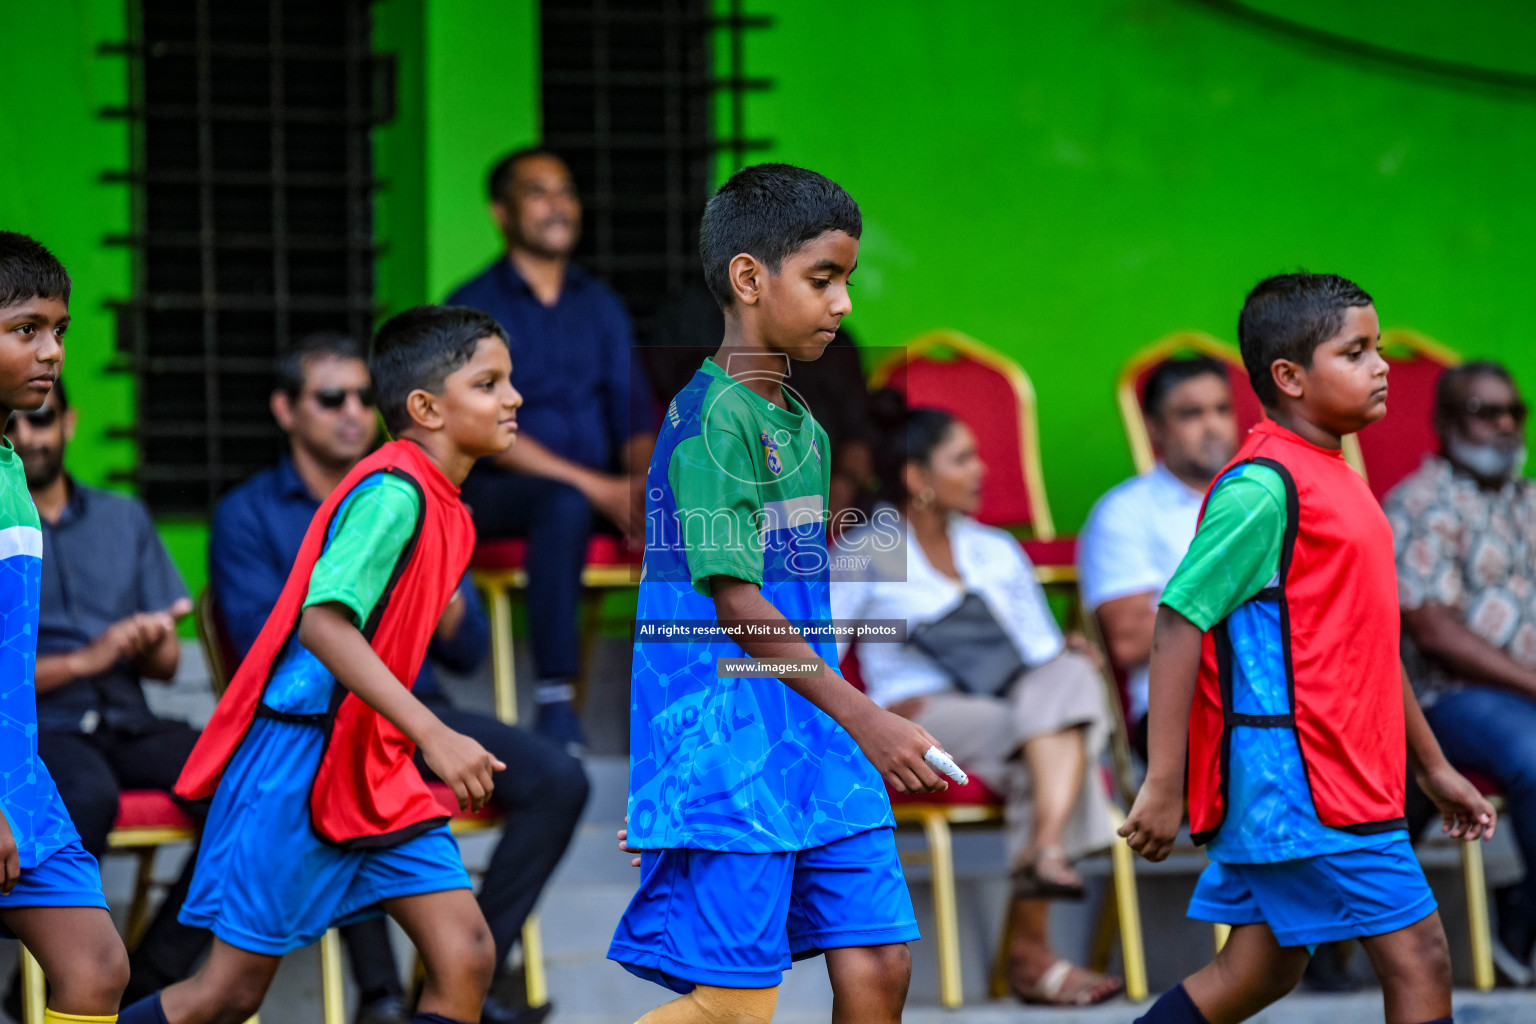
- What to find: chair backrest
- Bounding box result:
[1355,329,1460,501]
[194,588,238,698]
[1118,332,1265,475]
[868,330,1054,538]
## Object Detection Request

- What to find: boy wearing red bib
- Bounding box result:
[122,306,522,1024]
[1120,274,1495,1024]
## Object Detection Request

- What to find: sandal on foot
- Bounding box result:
[1011,846,1086,901]
[1011,959,1124,1006]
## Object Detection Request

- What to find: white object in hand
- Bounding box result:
[924,746,968,785]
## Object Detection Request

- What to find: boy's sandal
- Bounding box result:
[1011,846,1086,901]
[1011,959,1124,1006]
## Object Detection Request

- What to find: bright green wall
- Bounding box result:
[728,0,1536,530]
[376,0,540,311]
[10,1,1536,591]
[0,1,134,490]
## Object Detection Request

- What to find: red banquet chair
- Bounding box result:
[1116,330,1366,477]
[839,329,1150,1005]
[838,644,1146,1007]
[867,329,1076,584]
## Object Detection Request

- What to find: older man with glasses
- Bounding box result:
[1384,360,1536,982]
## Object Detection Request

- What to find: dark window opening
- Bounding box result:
[107,0,383,516]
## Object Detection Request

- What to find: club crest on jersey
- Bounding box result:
[760,431,783,475]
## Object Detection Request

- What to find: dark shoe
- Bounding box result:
[354,993,412,1024]
[534,700,586,755]
[481,996,554,1024]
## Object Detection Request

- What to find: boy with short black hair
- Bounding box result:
[609,164,953,1024]
[121,305,523,1024]
[0,232,130,1024]
[1120,272,1495,1024]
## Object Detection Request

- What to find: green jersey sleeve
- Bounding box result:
[1160,464,1287,631]
[670,423,764,597]
[304,474,423,626]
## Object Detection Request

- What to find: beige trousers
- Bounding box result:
[912,651,1115,865]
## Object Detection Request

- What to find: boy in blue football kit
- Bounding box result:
[610,166,953,1024]
[1120,274,1496,1024]
[0,233,129,1022]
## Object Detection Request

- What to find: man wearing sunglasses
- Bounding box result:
[3,380,200,1010]
[209,332,588,1024]
[1384,360,1536,982]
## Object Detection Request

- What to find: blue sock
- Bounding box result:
[414,1014,472,1024]
[118,991,170,1024]
[1134,983,1210,1024]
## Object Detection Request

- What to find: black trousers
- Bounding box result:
[340,699,590,1000]
[37,719,210,995]
[459,468,594,681]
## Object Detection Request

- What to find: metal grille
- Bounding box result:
[105,0,383,515]
[540,0,770,338]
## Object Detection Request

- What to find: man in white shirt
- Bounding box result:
[1077,356,1238,751]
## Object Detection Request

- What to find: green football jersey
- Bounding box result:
[628,358,891,853]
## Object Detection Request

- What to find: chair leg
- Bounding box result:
[319,928,347,1024]
[1109,823,1148,1001]
[918,810,964,1009]
[19,944,45,1024]
[1461,838,1495,992]
[987,893,1013,1000]
[125,847,158,950]
[522,914,548,1008]
[574,590,604,713]
[486,585,519,726]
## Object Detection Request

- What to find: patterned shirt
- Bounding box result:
[1383,456,1536,706]
[626,358,891,853]
[0,439,80,865]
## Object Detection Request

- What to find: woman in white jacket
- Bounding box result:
[832,392,1120,1007]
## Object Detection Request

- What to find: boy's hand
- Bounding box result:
[420,728,506,812]
[618,822,640,868]
[0,809,19,894]
[1417,762,1497,842]
[1118,777,1184,862]
[845,704,948,794]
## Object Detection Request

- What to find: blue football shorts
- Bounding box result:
[179,717,471,955]
[0,839,109,936]
[609,826,920,992]
[1188,836,1438,948]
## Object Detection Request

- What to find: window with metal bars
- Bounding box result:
[540,0,768,340]
[106,0,384,515]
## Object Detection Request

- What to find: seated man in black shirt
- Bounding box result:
[7,380,201,1004]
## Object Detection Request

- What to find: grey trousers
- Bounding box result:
[912,651,1115,864]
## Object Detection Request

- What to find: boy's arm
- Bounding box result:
[1401,669,1496,841]
[298,603,505,811]
[1117,606,1203,862]
[1117,466,1286,861]
[711,576,946,793]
